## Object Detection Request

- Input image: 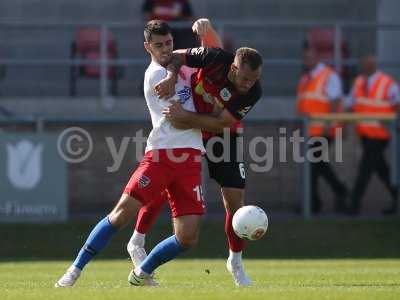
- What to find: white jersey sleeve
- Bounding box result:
[143,62,204,153]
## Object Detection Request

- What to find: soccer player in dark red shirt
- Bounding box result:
[128,20,263,286]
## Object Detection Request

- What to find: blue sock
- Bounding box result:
[140,235,188,275]
[73,216,117,270]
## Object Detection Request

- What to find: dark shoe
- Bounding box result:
[347,207,360,216]
[311,197,322,214]
[311,203,322,214]
[334,202,347,213]
[382,206,397,215]
[334,186,348,213]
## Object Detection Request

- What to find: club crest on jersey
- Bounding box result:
[220,88,232,102]
[138,175,151,188]
[177,86,192,104]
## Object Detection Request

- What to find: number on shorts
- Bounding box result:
[193,185,204,202]
[239,163,246,179]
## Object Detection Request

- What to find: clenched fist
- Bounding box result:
[192,18,211,37]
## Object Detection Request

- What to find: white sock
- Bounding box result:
[68,265,81,274]
[134,266,149,278]
[129,230,146,248]
[228,250,242,263]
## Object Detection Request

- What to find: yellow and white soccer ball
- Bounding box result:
[232,205,268,241]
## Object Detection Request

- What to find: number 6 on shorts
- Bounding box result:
[239,163,246,179]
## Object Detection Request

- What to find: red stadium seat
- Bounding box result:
[70,28,122,96]
[306,28,349,63]
[305,27,351,92]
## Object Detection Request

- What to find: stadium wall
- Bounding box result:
[377,0,400,79]
[0,0,378,23]
[0,1,381,97]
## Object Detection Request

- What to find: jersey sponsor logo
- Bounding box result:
[138,175,151,188]
[220,88,232,102]
[237,105,252,117]
[176,86,192,104]
[194,81,214,104]
[194,81,205,95]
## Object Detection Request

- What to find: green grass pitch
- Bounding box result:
[1,259,399,300]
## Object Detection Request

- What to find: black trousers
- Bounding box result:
[351,137,398,211]
[310,139,347,212]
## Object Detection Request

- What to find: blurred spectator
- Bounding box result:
[142,0,193,22]
[296,47,348,214]
[348,54,399,215]
[142,0,198,49]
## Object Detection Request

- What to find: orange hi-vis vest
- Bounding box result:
[297,65,334,137]
[353,72,396,140]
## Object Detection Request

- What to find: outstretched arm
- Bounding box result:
[165,19,223,73]
[154,19,224,99]
[193,18,223,48]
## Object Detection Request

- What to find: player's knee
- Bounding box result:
[108,211,129,229]
[173,215,201,248]
[224,200,244,214]
[108,206,132,229]
[222,189,245,213]
[109,194,142,229]
[179,237,198,248]
[176,232,199,248]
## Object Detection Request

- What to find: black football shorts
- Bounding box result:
[203,132,246,189]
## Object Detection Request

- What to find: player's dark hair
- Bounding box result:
[144,20,172,42]
[235,47,263,70]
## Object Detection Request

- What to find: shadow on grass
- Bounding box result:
[1,218,400,260]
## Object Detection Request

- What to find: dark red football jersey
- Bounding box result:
[185,47,262,139]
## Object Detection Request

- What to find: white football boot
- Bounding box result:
[226,258,252,287]
[54,265,81,288]
[128,269,158,287]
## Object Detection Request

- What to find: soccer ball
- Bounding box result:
[232,205,268,241]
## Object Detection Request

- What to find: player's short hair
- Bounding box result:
[144,20,172,42]
[235,47,263,70]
